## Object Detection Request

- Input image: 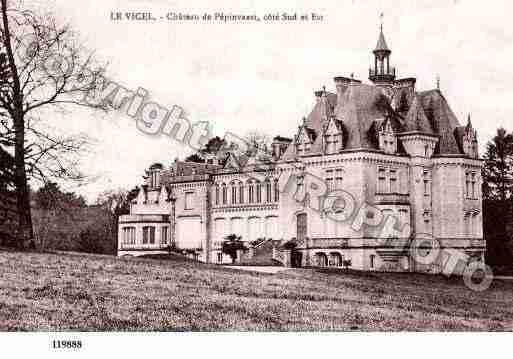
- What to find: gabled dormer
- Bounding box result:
[378,118,397,154]
[158,185,169,204]
[323,117,344,154]
[135,186,147,205]
[223,152,241,172]
[295,118,316,156]
[461,115,479,159]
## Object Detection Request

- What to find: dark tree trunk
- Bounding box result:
[1,0,34,248]
[13,112,33,248]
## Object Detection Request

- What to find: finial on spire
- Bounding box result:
[374,14,390,52]
[436,74,440,90]
[322,85,326,93]
[380,12,384,31]
[467,113,472,127]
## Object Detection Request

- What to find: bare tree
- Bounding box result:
[0,0,107,247]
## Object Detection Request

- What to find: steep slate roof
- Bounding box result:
[305,91,337,133]
[334,83,401,150]
[280,83,466,158]
[417,89,462,154]
[403,95,434,134]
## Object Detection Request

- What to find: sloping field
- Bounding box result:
[0,250,512,331]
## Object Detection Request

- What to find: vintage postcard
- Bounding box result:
[0,0,511,356]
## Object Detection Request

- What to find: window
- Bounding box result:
[423,170,431,196]
[266,180,272,202]
[239,183,244,203]
[217,252,223,263]
[185,192,194,210]
[274,179,279,202]
[161,226,168,245]
[315,252,328,267]
[123,227,136,245]
[215,185,219,205]
[222,184,227,204]
[377,167,386,193]
[142,226,155,244]
[335,169,343,189]
[424,217,431,231]
[248,181,254,203]
[325,169,334,191]
[465,172,469,198]
[398,209,409,227]
[389,169,397,193]
[329,252,342,267]
[326,134,341,154]
[297,176,304,193]
[231,184,237,204]
[370,254,375,269]
[256,181,262,203]
[471,172,476,199]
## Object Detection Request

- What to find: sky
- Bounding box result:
[23,0,513,202]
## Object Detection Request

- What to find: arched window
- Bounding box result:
[215,184,220,205]
[329,252,342,267]
[274,179,279,202]
[231,182,237,204]
[315,252,328,267]
[248,181,254,203]
[222,183,227,205]
[239,182,244,203]
[265,179,272,202]
[256,181,262,203]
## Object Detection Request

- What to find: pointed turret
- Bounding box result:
[460,114,479,158]
[374,26,390,53]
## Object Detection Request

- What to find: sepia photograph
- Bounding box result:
[0,0,512,356]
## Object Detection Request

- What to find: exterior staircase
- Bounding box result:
[239,239,281,265]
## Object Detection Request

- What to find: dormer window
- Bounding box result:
[462,115,479,159]
[295,123,315,156]
[462,130,478,158]
[297,141,311,156]
[324,118,344,154]
[378,119,397,154]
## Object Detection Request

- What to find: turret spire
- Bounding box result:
[375,13,390,52]
[369,14,395,86]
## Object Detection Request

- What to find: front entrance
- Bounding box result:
[291,250,302,267]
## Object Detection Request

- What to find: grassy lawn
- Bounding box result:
[0,250,512,331]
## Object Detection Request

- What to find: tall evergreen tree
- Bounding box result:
[482,127,513,267]
[482,128,513,201]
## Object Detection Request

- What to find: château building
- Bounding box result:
[118,27,484,272]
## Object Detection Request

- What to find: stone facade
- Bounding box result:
[118,28,485,272]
